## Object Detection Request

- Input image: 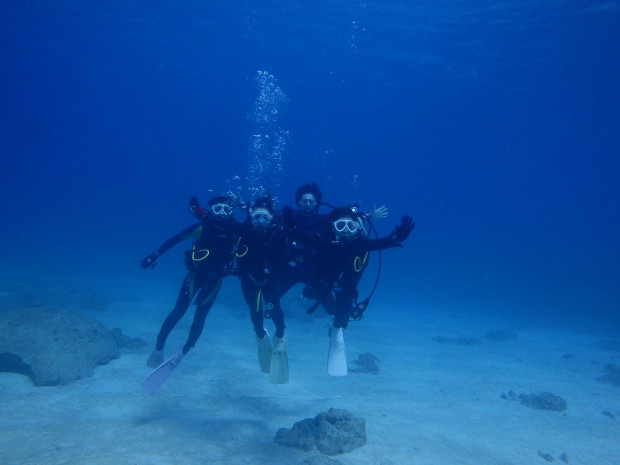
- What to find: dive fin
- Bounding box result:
[328,326,347,376]
[142,345,184,395]
[269,336,289,384]
[256,329,273,373]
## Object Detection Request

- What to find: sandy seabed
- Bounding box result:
[1,281,619,465]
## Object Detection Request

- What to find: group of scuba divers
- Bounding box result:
[139,182,414,395]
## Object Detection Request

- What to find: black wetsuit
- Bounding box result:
[312,233,398,328]
[153,216,237,354]
[287,216,400,329]
[273,209,337,313]
[235,220,286,339]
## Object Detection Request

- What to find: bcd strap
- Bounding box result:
[353,252,369,272]
[192,242,210,261]
[236,243,249,258]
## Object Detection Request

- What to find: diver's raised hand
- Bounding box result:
[188,196,207,220]
[392,215,414,243]
[225,191,244,209]
[369,204,389,221]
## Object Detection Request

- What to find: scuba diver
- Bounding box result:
[282,205,414,376]
[276,182,330,306]
[233,195,289,384]
[186,193,290,384]
[273,182,388,315]
[139,195,238,395]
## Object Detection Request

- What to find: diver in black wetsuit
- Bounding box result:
[275,183,327,298]
[233,195,290,383]
[186,194,290,383]
[269,182,343,316]
[235,195,285,341]
[140,195,238,368]
[273,182,389,315]
[281,204,414,376]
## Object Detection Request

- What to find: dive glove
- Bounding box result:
[188,196,207,220]
[140,251,159,269]
[393,215,415,243]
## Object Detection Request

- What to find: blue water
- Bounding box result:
[1,1,618,333]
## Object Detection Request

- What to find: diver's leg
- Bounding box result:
[332,286,357,329]
[264,282,285,339]
[155,273,193,351]
[240,277,273,373]
[262,278,288,383]
[240,276,265,338]
[146,273,194,368]
[182,274,223,354]
[320,292,337,315]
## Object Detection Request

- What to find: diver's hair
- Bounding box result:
[327,206,362,222]
[251,194,274,213]
[295,182,322,205]
[208,195,233,206]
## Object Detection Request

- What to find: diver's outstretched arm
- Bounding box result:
[140,223,202,269]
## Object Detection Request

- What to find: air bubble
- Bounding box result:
[246,71,290,200]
